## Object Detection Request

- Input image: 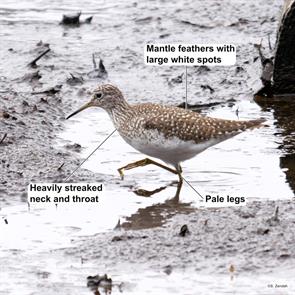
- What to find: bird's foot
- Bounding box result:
[117,168,125,180]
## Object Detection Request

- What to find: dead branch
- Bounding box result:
[0,133,7,144]
[28,48,51,68]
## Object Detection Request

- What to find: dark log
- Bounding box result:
[61,12,81,25]
[273,0,295,94]
[60,12,93,25]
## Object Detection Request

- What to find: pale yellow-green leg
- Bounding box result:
[118,158,178,180]
[174,165,183,202]
[118,159,183,200]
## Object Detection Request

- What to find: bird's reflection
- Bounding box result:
[132,179,183,200]
[133,186,167,197]
[120,183,195,230]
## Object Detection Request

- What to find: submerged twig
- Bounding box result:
[57,162,65,171]
[92,53,97,69]
[274,206,279,222]
[0,133,7,144]
[266,206,280,226]
[32,84,62,95]
[87,55,108,79]
[28,48,51,68]
[254,41,274,97]
[98,59,107,74]
[2,217,8,224]
[200,84,215,93]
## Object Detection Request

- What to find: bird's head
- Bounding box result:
[66,84,125,119]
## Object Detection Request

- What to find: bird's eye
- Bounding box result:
[94,92,102,99]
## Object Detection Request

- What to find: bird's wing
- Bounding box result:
[142,106,264,143]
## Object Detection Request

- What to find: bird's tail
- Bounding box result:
[244,118,267,130]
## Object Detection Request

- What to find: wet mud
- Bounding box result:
[71,200,295,274]
[0,73,110,205]
[0,0,295,294]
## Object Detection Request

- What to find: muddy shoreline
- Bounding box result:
[69,199,295,274]
[0,45,116,205]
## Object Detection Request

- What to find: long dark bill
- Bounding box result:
[66,101,92,119]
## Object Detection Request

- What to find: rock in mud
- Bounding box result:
[87,274,112,288]
[200,84,215,93]
[64,143,82,152]
[179,224,189,236]
[169,74,183,85]
[0,111,10,119]
[20,70,42,83]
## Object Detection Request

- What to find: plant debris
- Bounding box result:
[60,12,93,26]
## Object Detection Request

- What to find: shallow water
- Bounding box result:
[1,0,295,294]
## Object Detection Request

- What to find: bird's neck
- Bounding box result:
[107,100,133,128]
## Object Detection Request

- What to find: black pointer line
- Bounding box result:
[181,175,204,200]
[64,129,117,181]
[183,66,203,200]
[185,66,188,109]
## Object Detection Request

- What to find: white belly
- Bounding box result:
[122,130,220,168]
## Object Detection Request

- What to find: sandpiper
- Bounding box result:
[67,84,265,197]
